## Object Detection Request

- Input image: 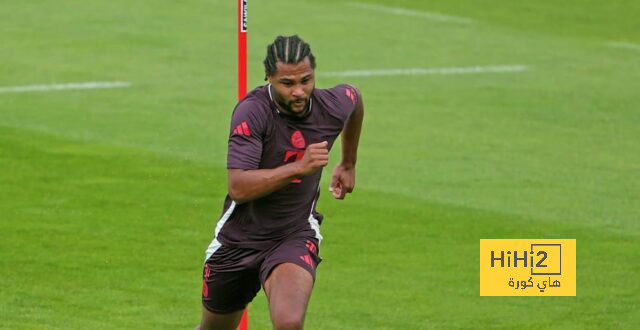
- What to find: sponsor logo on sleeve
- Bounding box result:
[344,86,357,105]
[232,121,251,137]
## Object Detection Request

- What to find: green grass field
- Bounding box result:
[1,0,638,328]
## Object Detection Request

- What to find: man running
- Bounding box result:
[199,35,364,330]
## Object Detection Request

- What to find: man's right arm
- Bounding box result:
[228,141,329,204]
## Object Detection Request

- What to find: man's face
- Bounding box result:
[267,57,315,116]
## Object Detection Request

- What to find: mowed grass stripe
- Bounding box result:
[1,127,638,329]
[0,81,131,94]
[607,41,640,52]
[320,65,529,77]
[347,2,475,25]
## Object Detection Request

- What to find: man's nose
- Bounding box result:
[292,85,305,97]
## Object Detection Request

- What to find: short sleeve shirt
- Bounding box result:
[217,84,359,249]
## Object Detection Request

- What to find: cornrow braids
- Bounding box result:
[264,35,316,78]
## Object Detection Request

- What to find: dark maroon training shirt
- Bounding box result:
[214,84,358,250]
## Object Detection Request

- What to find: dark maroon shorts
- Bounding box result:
[201,229,321,314]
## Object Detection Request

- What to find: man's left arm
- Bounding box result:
[330,88,364,199]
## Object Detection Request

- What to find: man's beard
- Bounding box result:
[274,90,312,117]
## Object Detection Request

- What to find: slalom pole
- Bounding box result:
[237,0,249,329]
[238,0,248,100]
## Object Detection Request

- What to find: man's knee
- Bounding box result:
[272,312,305,330]
[201,307,245,330]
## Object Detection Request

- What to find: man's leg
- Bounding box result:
[264,262,314,330]
[199,245,261,330]
[197,308,245,330]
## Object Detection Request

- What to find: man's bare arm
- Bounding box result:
[341,90,364,168]
[330,89,364,199]
[228,141,329,204]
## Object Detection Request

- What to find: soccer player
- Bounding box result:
[198,35,364,330]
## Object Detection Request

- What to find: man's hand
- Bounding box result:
[329,163,355,199]
[330,85,362,200]
[297,141,329,177]
[227,141,329,204]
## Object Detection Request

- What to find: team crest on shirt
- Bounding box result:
[284,130,306,183]
[290,130,306,148]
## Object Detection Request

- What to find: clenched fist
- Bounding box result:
[296,141,329,177]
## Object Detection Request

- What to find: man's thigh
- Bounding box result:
[261,232,321,328]
[263,263,314,329]
[259,230,321,285]
[201,246,261,321]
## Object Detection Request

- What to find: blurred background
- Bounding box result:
[1,0,638,328]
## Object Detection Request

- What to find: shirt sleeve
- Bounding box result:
[227,101,268,169]
[324,84,359,123]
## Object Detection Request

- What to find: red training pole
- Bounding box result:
[237,1,249,329]
[238,0,248,101]
[238,309,249,330]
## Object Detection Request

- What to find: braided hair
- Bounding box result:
[264,35,316,78]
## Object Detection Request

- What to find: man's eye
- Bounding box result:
[283,82,293,86]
